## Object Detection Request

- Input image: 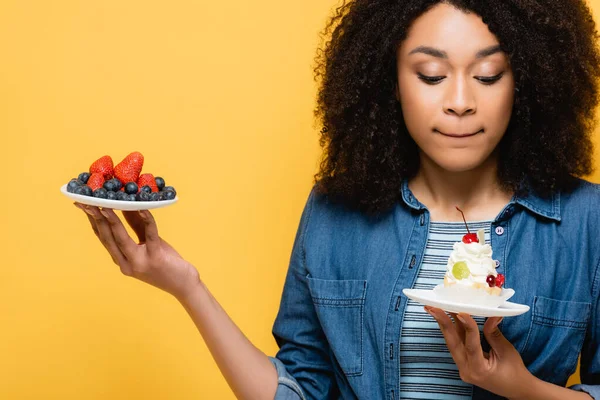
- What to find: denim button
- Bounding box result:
[495,260,501,268]
[420,213,425,226]
[495,226,505,236]
[409,255,416,268]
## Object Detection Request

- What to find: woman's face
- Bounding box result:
[396,3,515,173]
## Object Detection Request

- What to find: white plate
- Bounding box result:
[403,288,530,317]
[60,184,178,211]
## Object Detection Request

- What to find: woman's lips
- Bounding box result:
[435,129,483,138]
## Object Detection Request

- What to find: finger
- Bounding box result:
[75,203,99,237]
[483,317,511,354]
[122,211,146,243]
[85,206,129,266]
[449,312,466,343]
[99,208,138,256]
[426,307,466,366]
[457,313,485,365]
[138,210,160,254]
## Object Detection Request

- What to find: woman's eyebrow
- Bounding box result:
[408,44,503,59]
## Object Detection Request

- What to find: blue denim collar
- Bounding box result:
[400,179,561,222]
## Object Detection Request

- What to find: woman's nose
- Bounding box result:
[443,77,476,116]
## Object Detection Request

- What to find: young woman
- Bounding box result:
[75,0,600,399]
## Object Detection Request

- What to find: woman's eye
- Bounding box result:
[417,74,444,84]
[417,72,504,85]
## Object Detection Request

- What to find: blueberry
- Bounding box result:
[107,191,118,200]
[150,192,160,201]
[78,172,90,184]
[155,177,165,191]
[125,182,138,195]
[74,185,93,196]
[110,178,122,191]
[140,185,152,194]
[67,179,81,193]
[163,186,177,196]
[136,190,151,201]
[116,191,128,201]
[93,188,108,198]
[127,194,137,201]
[161,190,176,201]
[103,179,121,192]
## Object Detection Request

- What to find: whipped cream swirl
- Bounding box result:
[446,236,497,287]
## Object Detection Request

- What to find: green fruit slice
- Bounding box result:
[452,261,470,280]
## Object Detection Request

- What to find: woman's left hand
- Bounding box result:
[425,306,534,400]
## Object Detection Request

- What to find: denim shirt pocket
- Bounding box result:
[521,296,591,383]
[306,275,367,377]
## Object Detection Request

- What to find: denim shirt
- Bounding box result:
[269,178,600,400]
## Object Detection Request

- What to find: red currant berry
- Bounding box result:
[462,233,479,243]
[486,275,496,287]
[495,273,505,288]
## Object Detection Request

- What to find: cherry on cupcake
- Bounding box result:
[455,206,479,243]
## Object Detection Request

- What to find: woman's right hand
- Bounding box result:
[74,203,201,301]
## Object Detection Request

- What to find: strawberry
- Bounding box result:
[87,173,105,191]
[114,151,144,185]
[137,173,158,193]
[89,155,114,180]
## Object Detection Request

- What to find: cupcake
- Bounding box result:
[433,207,514,307]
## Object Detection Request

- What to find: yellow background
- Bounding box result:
[1,1,598,398]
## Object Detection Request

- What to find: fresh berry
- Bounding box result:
[455,206,479,243]
[161,190,176,200]
[155,177,165,191]
[103,179,119,192]
[126,194,137,201]
[462,233,479,243]
[108,178,122,191]
[140,185,152,194]
[116,191,128,201]
[93,188,108,198]
[163,186,177,195]
[124,182,138,195]
[74,185,93,196]
[150,192,160,201]
[137,173,158,193]
[136,190,151,201]
[495,273,505,288]
[87,173,105,191]
[114,152,144,184]
[89,156,114,180]
[67,179,81,193]
[78,172,90,184]
[452,261,470,280]
[107,191,118,200]
[486,275,496,287]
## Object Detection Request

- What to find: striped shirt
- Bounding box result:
[399,221,491,399]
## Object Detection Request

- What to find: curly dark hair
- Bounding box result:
[312,0,600,216]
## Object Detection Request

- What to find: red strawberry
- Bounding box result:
[89,155,114,180]
[137,173,158,193]
[114,152,144,185]
[87,173,105,191]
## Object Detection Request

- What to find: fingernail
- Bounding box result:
[100,209,109,218]
[83,207,93,215]
[457,314,467,324]
[494,317,504,328]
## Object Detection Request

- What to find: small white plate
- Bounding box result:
[403,288,530,317]
[60,184,178,211]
